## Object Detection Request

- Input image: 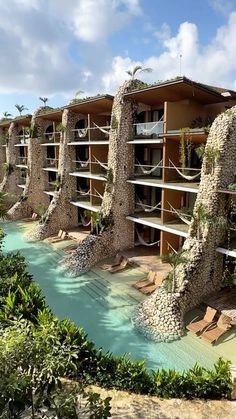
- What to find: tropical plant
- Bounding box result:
[204,144,220,173]
[39,97,48,107]
[126,65,152,80]
[2,112,12,118]
[56,122,66,133]
[227,182,236,191]
[75,90,84,98]
[195,143,206,160]
[15,104,28,116]
[162,250,188,293]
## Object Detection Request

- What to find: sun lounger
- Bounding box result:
[186,306,217,334]
[50,231,70,243]
[32,212,38,220]
[134,271,156,289]
[200,314,232,344]
[108,258,129,273]
[141,283,159,295]
[101,254,123,271]
[47,230,63,242]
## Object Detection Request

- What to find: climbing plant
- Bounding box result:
[204,144,220,174]
[3,162,14,175]
[162,250,188,293]
[179,128,193,174]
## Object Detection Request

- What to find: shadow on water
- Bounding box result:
[1,221,222,371]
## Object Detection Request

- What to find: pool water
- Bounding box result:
[2,221,222,371]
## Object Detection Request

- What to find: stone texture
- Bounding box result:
[63,80,139,274]
[134,107,236,341]
[8,109,50,219]
[26,109,78,240]
[0,122,21,208]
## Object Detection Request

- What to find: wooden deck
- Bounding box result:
[204,288,236,323]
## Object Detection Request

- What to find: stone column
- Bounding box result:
[63,80,141,275]
[8,110,50,219]
[26,109,78,240]
[0,122,21,207]
[134,107,236,342]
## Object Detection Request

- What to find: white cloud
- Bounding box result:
[154,23,171,42]
[209,0,234,16]
[102,12,236,93]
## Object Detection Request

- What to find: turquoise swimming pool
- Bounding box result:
[2,221,222,371]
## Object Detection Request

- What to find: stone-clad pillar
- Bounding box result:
[26,109,78,240]
[63,79,140,275]
[134,106,236,342]
[0,122,21,207]
[8,110,50,219]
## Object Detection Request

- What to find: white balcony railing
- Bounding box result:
[134,121,164,138]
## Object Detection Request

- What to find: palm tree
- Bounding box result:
[2,112,12,118]
[126,65,152,80]
[39,97,49,107]
[75,90,84,98]
[15,104,28,116]
[162,249,188,293]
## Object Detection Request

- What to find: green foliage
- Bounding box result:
[227,182,236,191]
[204,144,220,173]
[0,228,233,411]
[3,162,14,175]
[36,204,47,218]
[85,211,109,235]
[56,123,66,133]
[162,250,188,293]
[15,104,28,116]
[179,128,193,174]
[39,97,48,107]
[29,125,38,139]
[126,66,152,79]
[0,192,8,219]
[195,143,206,160]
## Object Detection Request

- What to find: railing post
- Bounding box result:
[88,114,91,142]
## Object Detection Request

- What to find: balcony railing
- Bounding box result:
[72,159,107,175]
[42,132,61,144]
[16,134,30,145]
[16,156,28,166]
[134,161,163,177]
[71,190,103,202]
[133,121,164,138]
[44,158,59,169]
[71,124,110,142]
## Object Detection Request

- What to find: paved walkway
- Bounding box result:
[89,386,236,419]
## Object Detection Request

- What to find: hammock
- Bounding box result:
[94,188,104,199]
[169,159,201,181]
[77,157,90,168]
[77,186,90,196]
[75,128,88,138]
[167,201,192,226]
[137,121,162,136]
[93,156,109,171]
[135,229,160,247]
[136,159,163,175]
[136,196,161,213]
[80,213,91,227]
[93,122,110,135]
[166,241,177,254]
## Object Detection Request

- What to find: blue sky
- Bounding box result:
[0,0,236,116]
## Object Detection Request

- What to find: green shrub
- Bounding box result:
[0,234,233,404]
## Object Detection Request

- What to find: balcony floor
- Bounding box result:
[70,199,101,212]
[128,177,199,193]
[69,171,106,181]
[127,213,189,237]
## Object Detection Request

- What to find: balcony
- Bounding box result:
[16,134,29,145]
[16,156,28,167]
[133,161,163,178]
[41,132,61,145]
[69,124,110,145]
[43,158,59,171]
[70,190,102,212]
[69,159,107,181]
[127,213,189,238]
[129,121,164,144]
